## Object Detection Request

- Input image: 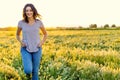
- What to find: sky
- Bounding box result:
[0,0,120,27]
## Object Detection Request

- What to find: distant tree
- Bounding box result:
[104,24,109,28]
[111,24,116,27]
[89,24,97,28]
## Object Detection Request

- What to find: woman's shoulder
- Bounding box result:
[18,19,25,24]
[35,19,42,22]
[18,20,26,28]
[18,20,25,23]
[35,19,44,27]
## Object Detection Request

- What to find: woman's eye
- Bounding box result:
[26,9,33,12]
[30,10,33,11]
[26,10,29,12]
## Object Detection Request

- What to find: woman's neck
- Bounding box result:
[28,17,35,22]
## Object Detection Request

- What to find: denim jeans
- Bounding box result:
[20,47,42,80]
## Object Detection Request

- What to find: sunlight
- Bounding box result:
[0,0,120,27]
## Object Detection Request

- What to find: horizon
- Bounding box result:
[0,0,120,28]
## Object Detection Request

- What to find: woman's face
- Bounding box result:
[25,6,34,18]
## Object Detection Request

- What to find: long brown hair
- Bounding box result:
[23,3,41,23]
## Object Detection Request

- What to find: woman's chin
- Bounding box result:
[27,16,33,18]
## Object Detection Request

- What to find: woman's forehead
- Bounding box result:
[26,6,32,10]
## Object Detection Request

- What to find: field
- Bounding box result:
[0,28,120,80]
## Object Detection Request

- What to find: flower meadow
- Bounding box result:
[0,29,120,80]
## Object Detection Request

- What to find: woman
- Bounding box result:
[16,3,47,80]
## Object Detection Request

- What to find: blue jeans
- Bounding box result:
[20,47,42,80]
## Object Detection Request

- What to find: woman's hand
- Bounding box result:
[37,42,43,48]
[21,42,26,47]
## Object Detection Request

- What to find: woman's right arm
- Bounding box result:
[16,27,22,44]
[16,27,26,47]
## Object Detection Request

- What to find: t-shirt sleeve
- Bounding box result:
[39,20,44,28]
[18,21,22,28]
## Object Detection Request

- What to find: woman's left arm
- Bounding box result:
[39,26,48,47]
